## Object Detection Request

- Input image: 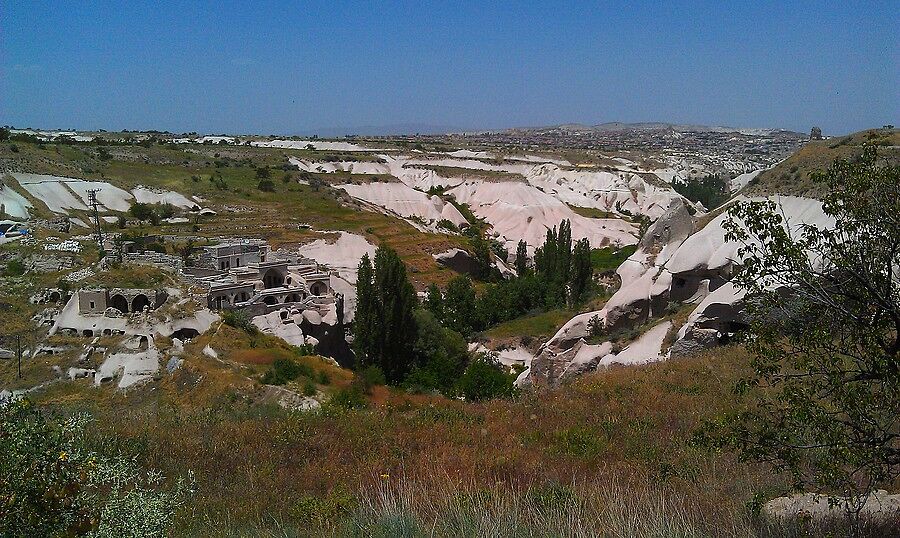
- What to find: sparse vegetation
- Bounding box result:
[671,174,729,210]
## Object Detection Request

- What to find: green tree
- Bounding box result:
[424,283,444,322]
[456,352,517,401]
[407,309,469,393]
[515,239,529,276]
[443,275,477,337]
[711,147,899,520]
[352,246,418,383]
[352,254,377,368]
[534,220,572,306]
[470,234,493,280]
[569,238,593,303]
[257,179,275,192]
[128,202,153,221]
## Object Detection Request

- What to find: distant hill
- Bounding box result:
[508,122,804,137]
[745,127,899,198]
[295,123,469,137]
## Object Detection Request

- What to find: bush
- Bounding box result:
[261,358,314,386]
[436,219,459,233]
[128,202,153,221]
[0,399,188,537]
[291,488,357,526]
[255,166,272,179]
[357,365,386,389]
[456,353,517,402]
[222,309,257,334]
[329,385,368,410]
[671,174,729,209]
[257,179,275,192]
[302,379,317,396]
[3,259,26,277]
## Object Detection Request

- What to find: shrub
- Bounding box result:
[436,219,459,233]
[291,488,356,526]
[128,202,153,221]
[302,379,317,396]
[357,365,386,389]
[329,385,367,410]
[671,174,729,209]
[3,259,26,277]
[261,358,314,386]
[255,166,271,179]
[0,399,188,537]
[257,179,275,192]
[222,309,257,334]
[455,353,516,402]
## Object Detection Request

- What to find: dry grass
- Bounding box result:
[28,344,802,535]
[747,128,899,198]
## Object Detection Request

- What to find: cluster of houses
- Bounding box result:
[191,240,333,315]
[74,239,335,320]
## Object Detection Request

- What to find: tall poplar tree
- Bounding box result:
[352,246,418,383]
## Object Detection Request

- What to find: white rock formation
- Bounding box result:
[522,195,834,386]
[763,490,900,526]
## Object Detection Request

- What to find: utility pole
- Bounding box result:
[16,334,21,379]
[87,188,104,254]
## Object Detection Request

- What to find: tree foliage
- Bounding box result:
[406,309,469,393]
[672,174,728,210]
[0,399,189,537]
[353,247,418,384]
[712,147,899,510]
[456,353,517,402]
[515,239,529,276]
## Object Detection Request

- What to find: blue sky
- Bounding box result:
[1,1,897,135]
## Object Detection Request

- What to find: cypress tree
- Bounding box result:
[570,238,593,304]
[373,246,418,383]
[352,247,418,383]
[515,239,528,276]
[353,254,377,367]
[424,283,444,322]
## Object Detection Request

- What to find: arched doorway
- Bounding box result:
[263,296,278,306]
[131,294,151,312]
[262,268,284,289]
[310,281,328,296]
[110,294,129,313]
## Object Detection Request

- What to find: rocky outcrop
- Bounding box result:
[522,196,834,386]
[433,248,480,275]
[763,490,900,528]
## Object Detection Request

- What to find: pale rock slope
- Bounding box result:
[291,153,689,243]
[295,231,377,321]
[338,182,468,228]
[253,139,383,152]
[522,195,834,386]
[11,173,194,215]
[0,183,33,218]
[448,180,637,253]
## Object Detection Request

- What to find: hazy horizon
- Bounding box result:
[2,1,897,136]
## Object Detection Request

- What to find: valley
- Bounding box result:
[1,123,897,535]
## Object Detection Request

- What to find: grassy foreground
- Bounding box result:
[32,344,810,536]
